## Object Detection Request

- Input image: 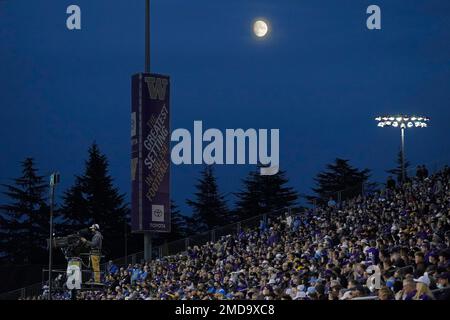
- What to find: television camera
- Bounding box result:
[47,228,91,259]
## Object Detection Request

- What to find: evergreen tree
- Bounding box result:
[61,143,128,259]
[0,158,50,264]
[310,158,371,204]
[59,181,88,234]
[386,149,410,183]
[184,215,200,237]
[186,166,229,232]
[168,200,188,241]
[235,165,298,219]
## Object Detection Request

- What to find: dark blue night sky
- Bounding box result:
[1,0,449,214]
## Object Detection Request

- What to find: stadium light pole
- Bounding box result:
[48,172,60,300]
[375,115,430,182]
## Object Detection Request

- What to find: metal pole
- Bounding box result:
[143,0,152,263]
[124,219,128,265]
[401,127,405,183]
[144,233,152,261]
[185,238,189,251]
[48,178,56,300]
[145,0,150,73]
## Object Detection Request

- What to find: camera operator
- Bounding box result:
[80,224,103,283]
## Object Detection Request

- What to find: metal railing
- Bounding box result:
[107,207,292,267]
[0,207,295,300]
[0,282,43,300]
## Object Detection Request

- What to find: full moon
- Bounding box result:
[253,20,268,37]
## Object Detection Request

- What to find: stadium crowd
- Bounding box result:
[33,166,450,300]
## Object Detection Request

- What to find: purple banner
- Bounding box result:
[131,73,171,233]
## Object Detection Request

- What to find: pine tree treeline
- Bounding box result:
[186,166,230,232]
[169,200,188,240]
[61,143,130,259]
[0,158,50,264]
[183,165,299,233]
[310,158,371,205]
[234,165,298,220]
[386,150,410,183]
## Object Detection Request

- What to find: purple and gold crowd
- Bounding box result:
[35,166,450,300]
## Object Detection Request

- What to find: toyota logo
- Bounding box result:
[154,209,163,217]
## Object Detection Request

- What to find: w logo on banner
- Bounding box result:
[145,77,168,100]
